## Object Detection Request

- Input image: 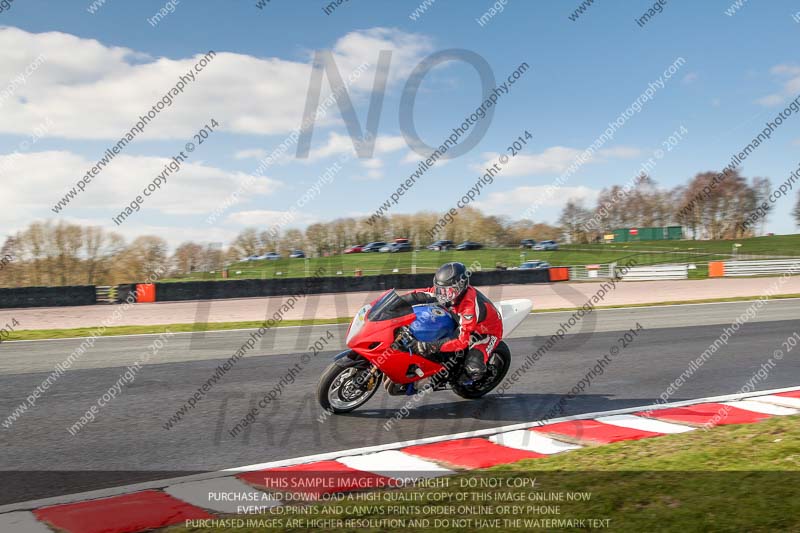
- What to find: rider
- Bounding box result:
[398,262,503,380]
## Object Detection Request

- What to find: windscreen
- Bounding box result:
[368,290,414,321]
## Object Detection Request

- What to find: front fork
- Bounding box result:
[331,349,380,391]
[355,365,380,390]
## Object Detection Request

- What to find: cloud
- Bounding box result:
[226,209,318,227]
[401,149,451,166]
[757,64,800,106]
[361,158,383,169]
[0,150,280,224]
[473,185,600,216]
[349,157,385,180]
[756,94,785,106]
[0,26,432,140]
[234,148,267,160]
[477,145,641,177]
[305,131,407,160]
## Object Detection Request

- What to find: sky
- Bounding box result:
[2,0,800,248]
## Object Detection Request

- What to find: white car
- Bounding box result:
[533,240,558,251]
[518,260,551,270]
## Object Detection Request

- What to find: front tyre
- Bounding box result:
[317,362,383,414]
[452,341,511,400]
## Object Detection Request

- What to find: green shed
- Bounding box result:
[611,226,683,243]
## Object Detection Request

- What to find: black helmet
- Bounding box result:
[433,262,469,305]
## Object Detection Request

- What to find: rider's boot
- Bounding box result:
[464,348,487,380]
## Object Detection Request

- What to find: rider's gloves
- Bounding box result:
[411,339,443,357]
[393,327,414,350]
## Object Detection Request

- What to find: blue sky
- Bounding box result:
[2,0,800,247]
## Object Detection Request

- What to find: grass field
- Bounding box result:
[162,235,800,283]
[167,415,800,532]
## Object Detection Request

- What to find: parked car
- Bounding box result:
[289,250,305,259]
[242,255,260,262]
[259,252,281,260]
[533,240,559,251]
[520,239,537,249]
[390,242,412,253]
[455,241,483,251]
[362,242,387,252]
[393,238,410,244]
[518,260,551,270]
[343,244,364,254]
[427,239,454,251]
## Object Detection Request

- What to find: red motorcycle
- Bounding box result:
[317,289,532,414]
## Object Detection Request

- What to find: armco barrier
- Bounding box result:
[567,263,614,280]
[0,285,97,308]
[153,269,553,302]
[715,259,800,277]
[116,284,137,304]
[618,264,688,281]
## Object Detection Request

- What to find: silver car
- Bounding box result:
[533,240,558,251]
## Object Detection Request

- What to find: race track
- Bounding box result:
[1,299,799,506]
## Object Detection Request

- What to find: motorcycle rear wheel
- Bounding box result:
[452,341,511,400]
[317,361,383,414]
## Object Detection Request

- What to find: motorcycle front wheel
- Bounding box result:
[317,361,383,414]
[452,341,511,400]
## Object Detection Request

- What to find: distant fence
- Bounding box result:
[618,264,688,281]
[0,285,97,308]
[152,269,553,302]
[567,263,615,281]
[710,259,800,278]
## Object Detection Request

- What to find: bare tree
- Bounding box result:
[558,199,592,243]
[232,228,260,258]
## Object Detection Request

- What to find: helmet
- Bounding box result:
[433,262,469,306]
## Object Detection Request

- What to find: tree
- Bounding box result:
[281,229,306,252]
[118,236,168,281]
[84,226,125,284]
[305,223,330,256]
[558,199,592,243]
[172,242,205,274]
[232,228,260,258]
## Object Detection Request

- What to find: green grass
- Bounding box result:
[166,416,800,532]
[163,235,800,283]
[593,233,800,255]
[9,294,800,341]
[3,317,353,341]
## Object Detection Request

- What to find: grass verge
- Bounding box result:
[167,415,800,532]
[7,294,800,341]
[4,317,352,341]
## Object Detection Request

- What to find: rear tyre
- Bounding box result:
[317,360,383,414]
[452,341,511,400]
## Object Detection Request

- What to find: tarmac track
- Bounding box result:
[1,299,799,505]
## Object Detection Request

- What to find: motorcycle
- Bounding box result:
[316,289,533,414]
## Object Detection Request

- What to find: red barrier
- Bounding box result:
[548,267,570,282]
[136,283,156,303]
[708,261,725,277]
